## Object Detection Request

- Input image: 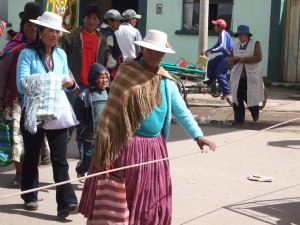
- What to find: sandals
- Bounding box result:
[247,174,273,182]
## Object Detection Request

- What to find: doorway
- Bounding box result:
[112,0,139,14]
[79,0,146,35]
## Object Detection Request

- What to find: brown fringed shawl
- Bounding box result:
[92,58,174,168]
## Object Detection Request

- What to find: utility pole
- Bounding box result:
[198,0,209,55]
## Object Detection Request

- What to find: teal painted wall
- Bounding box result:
[146,0,274,78]
[267,0,285,81]
[231,0,272,78]
[146,0,199,65]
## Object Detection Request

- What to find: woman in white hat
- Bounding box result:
[16,12,78,218]
[79,29,216,224]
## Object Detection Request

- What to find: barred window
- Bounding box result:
[183,0,233,31]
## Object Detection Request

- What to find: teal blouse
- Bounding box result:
[134,60,203,140]
[135,78,167,136]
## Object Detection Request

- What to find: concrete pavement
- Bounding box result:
[0,90,300,225]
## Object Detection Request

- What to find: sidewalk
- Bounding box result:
[187,86,300,133]
[0,126,299,225]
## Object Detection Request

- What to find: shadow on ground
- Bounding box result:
[225,198,300,225]
[179,184,300,225]
[0,203,74,223]
[0,173,83,192]
[268,140,300,150]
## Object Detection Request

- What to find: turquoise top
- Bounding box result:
[135,77,203,140]
[16,47,71,107]
[135,78,168,136]
[134,59,203,140]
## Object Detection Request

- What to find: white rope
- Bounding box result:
[0,117,299,200]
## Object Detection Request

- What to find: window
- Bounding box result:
[0,0,8,22]
[182,0,233,31]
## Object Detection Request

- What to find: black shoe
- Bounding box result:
[203,80,212,85]
[10,178,21,187]
[77,173,85,183]
[40,157,51,165]
[24,201,38,211]
[57,204,78,219]
[232,121,244,125]
[221,93,231,100]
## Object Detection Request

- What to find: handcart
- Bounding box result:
[160,57,267,110]
[160,61,206,108]
[160,57,229,107]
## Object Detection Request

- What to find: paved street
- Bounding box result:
[0,87,300,225]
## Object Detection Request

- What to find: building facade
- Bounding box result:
[144,0,285,82]
[1,0,297,82]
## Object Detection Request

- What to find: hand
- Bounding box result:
[238,57,245,63]
[195,137,217,152]
[204,51,210,57]
[73,88,81,97]
[233,57,240,62]
[62,79,75,89]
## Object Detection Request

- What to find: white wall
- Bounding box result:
[0,0,33,50]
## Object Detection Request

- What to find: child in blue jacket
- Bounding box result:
[74,63,110,178]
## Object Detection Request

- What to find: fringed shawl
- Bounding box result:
[92,58,174,168]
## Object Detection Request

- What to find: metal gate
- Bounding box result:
[282,0,300,82]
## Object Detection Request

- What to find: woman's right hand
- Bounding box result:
[195,136,217,152]
[73,88,81,97]
[62,78,75,89]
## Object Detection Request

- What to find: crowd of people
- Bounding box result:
[0,2,264,224]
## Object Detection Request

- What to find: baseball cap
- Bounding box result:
[212,19,227,29]
[104,9,124,20]
[122,9,141,20]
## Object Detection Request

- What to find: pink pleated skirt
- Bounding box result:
[79,133,172,225]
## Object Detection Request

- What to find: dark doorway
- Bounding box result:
[112,0,139,14]
[80,0,139,21]
[112,0,146,36]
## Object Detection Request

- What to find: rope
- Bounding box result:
[0,117,299,200]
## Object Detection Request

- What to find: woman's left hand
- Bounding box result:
[62,78,75,88]
[238,57,245,63]
[195,137,217,151]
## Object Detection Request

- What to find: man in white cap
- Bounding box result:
[100,9,123,80]
[115,9,142,60]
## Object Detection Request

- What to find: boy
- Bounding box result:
[203,19,234,100]
[74,63,110,178]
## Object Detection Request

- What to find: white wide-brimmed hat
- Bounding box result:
[135,29,175,54]
[30,12,69,33]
